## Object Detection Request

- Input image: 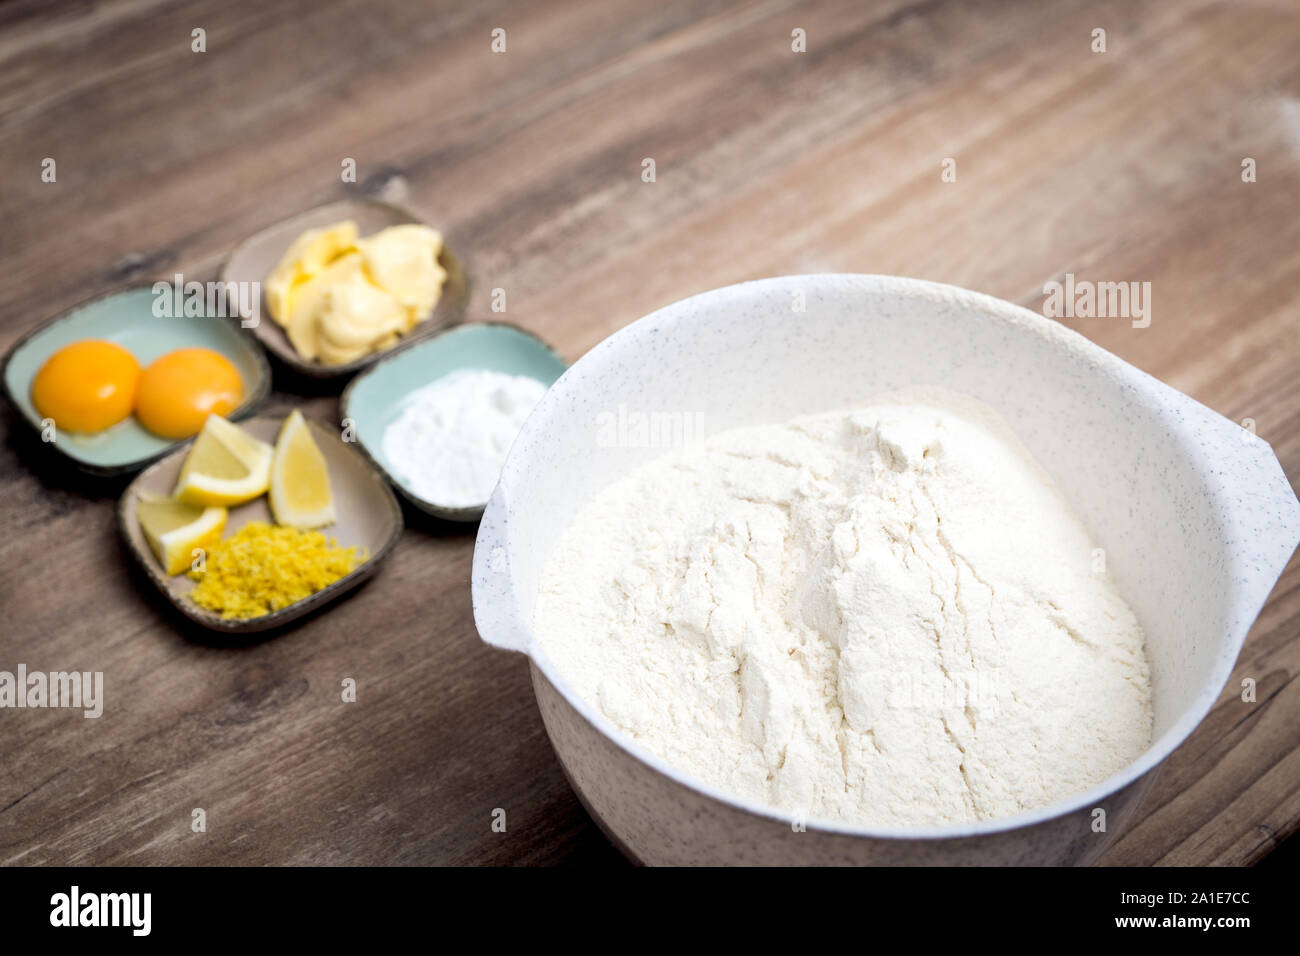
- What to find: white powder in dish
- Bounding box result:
[382,369,546,508]
[533,389,1152,828]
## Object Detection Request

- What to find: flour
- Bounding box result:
[533,389,1152,828]
[383,369,546,507]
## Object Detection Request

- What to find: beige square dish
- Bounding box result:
[220,199,469,379]
[118,414,403,633]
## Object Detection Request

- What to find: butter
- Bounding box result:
[266,220,447,365]
[266,222,358,325]
[357,224,447,322]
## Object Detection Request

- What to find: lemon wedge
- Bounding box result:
[173,414,273,507]
[136,493,227,576]
[269,409,336,528]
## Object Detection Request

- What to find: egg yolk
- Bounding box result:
[135,348,244,439]
[31,339,141,434]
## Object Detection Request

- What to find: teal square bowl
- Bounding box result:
[341,322,567,521]
[1,286,270,475]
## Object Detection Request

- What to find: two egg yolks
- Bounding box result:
[30,341,243,439]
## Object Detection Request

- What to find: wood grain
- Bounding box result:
[0,0,1296,865]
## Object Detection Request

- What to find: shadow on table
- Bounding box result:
[394,496,481,539]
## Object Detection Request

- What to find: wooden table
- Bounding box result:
[2,0,1296,866]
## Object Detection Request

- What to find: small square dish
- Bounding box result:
[1,287,270,476]
[220,199,469,380]
[341,322,567,522]
[118,414,403,633]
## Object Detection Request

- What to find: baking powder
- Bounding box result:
[382,369,546,507]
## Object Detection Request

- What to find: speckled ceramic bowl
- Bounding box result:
[471,275,1300,865]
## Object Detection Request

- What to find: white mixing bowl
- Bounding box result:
[472,275,1299,865]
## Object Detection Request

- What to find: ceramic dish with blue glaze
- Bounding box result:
[341,322,567,521]
[1,286,270,476]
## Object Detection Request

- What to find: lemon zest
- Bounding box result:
[187,521,365,619]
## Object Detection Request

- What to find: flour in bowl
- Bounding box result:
[533,389,1152,828]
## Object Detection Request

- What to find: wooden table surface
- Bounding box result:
[2,0,1297,866]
